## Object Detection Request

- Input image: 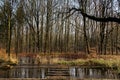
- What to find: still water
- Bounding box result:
[0,57,119,79]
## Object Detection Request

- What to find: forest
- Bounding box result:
[0,0,120,79]
[0,0,120,56]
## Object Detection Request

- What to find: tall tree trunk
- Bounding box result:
[7,15,11,60]
[44,0,52,53]
[40,13,44,52]
[115,24,119,54]
[83,16,90,54]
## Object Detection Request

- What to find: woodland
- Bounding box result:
[0,0,120,61]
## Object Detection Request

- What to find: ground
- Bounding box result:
[0,48,120,72]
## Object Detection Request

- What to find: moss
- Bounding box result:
[57,58,120,69]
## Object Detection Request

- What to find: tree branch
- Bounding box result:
[69,8,120,24]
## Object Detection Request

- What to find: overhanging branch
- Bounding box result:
[69,8,120,24]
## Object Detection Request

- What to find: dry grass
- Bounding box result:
[0,48,8,61]
[34,52,120,66]
[56,53,120,73]
[35,55,60,64]
[0,48,18,66]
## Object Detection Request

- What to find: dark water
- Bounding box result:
[1,67,46,78]
[0,66,119,79]
[0,57,119,79]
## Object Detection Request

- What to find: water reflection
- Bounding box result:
[0,66,119,79]
[41,68,45,79]
[6,67,44,78]
[69,67,119,79]
[70,67,76,77]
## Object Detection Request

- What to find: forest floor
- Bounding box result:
[56,53,120,67]
[29,52,119,67]
[14,52,120,71]
[34,52,120,73]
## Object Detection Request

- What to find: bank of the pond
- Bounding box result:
[57,58,119,67]
[0,49,18,70]
[0,59,18,70]
[57,58,120,73]
[35,53,120,73]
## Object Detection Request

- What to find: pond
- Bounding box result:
[0,57,119,79]
[0,66,119,79]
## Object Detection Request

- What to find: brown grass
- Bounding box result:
[0,48,8,61]
[31,51,120,65]
[0,48,17,64]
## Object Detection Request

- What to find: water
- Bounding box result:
[0,57,119,79]
[70,67,118,79]
[1,67,119,79]
[8,67,45,78]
